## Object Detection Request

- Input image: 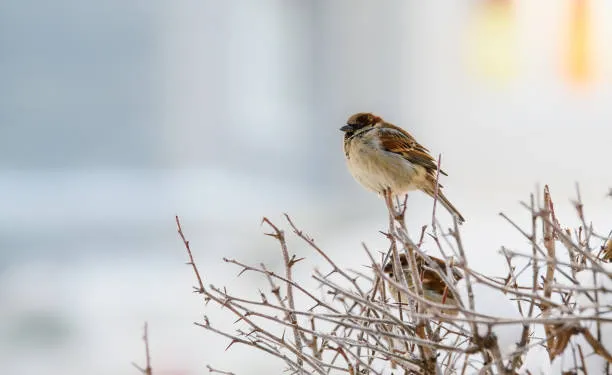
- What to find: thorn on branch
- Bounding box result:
[258,289,269,304]
[237,267,249,277]
[225,339,239,351]
[288,255,305,268]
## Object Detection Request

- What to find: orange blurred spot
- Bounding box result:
[566,0,591,84]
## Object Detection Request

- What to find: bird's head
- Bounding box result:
[340,112,382,136]
[382,253,409,278]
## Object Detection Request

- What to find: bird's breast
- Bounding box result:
[345,136,426,194]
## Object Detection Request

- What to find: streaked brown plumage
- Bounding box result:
[340,112,465,223]
[383,253,462,314]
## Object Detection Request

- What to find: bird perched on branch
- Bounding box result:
[383,253,462,315]
[340,112,465,223]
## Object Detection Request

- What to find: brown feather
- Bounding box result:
[384,253,462,282]
[378,123,448,177]
[421,273,449,296]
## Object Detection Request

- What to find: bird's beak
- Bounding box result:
[340,124,353,132]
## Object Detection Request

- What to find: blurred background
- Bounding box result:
[1,0,611,374]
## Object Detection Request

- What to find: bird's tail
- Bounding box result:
[426,189,465,224]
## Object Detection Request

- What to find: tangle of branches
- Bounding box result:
[173,185,611,374]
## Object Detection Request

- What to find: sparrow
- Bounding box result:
[383,253,462,315]
[340,112,465,223]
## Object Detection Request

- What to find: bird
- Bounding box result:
[340,112,465,223]
[383,253,462,315]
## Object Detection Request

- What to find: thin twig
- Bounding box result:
[262,217,304,367]
[132,322,152,375]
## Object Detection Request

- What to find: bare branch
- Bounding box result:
[132,322,152,375]
[174,185,612,374]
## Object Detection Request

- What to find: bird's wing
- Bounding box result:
[421,272,448,295]
[418,255,464,282]
[377,124,447,176]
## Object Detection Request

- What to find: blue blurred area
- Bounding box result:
[0,1,158,168]
[1,1,611,374]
